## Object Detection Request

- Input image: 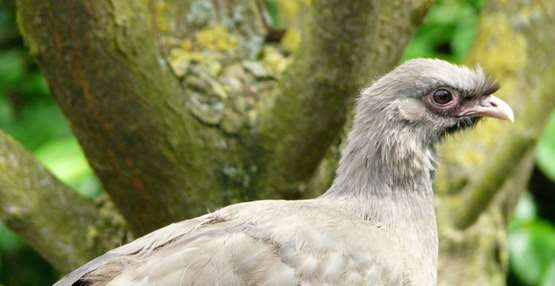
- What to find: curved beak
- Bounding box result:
[459,95,515,122]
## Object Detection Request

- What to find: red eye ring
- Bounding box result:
[431,89,453,105]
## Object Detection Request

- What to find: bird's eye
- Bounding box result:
[431,89,453,105]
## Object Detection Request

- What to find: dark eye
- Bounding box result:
[431,89,453,105]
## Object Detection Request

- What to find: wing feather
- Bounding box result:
[53,199,404,286]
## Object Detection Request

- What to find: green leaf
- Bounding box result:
[543,259,555,286]
[451,7,478,62]
[0,50,25,87]
[509,220,555,285]
[537,111,555,181]
[3,104,70,151]
[401,0,481,63]
[18,72,50,98]
[511,192,537,230]
[264,0,282,29]
[425,1,463,24]
[34,137,101,198]
[0,223,23,252]
[0,92,13,129]
[0,3,19,55]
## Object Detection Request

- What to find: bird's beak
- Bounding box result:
[460,95,515,122]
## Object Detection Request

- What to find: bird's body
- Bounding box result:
[68,193,435,286]
[55,59,513,286]
[73,197,434,286]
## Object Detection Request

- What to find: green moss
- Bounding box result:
[470,14,527,77]
[110,0,134,27]
[439,10,529,183]
[15,2,42,56]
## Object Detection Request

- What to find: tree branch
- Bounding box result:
[0,131,123,273]
[16,0,231,234]
[451,63,555,229]
[256,0,431,198]
[431,0,555,230]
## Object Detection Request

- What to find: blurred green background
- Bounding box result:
[1,0,555,285]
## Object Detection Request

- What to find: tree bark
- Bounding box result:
[0,131,124,273]
[10,0,433,272]
[451,63,555,229]
[15,0,432,236]
[257,0,431,198]
[436,0,555,284]
[16,0,236,235]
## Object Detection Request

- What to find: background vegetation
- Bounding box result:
[0,0,554,285]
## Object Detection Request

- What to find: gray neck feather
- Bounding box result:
[322,92,436,201]
[320,92,439,282]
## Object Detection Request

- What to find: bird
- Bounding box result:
[54,58,514,286]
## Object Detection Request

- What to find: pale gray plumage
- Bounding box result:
[54,58,514,286]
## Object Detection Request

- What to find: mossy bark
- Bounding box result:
[435,0,555,285]
[7,0,432,273]
[16,0,242,235]
[0,131,125,273]
[257,0,431,198]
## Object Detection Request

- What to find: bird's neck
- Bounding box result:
[321,126,437,219]
[320,119,438,282]
[323,118,436,200]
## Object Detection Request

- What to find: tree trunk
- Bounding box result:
[436,0,555,284]
[14,0,430,236]
[5,0,431,271]
[256,0,430,198]
[15,0,244,235]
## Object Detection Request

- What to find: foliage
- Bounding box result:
[402,0,485,63]
[510,193,555,286]
[538,113,555,182]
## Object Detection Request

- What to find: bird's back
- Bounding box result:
[55,199,415,286]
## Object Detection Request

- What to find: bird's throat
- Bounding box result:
[320,126,439,282]
[323,123,436,200]
[320,121,438,242]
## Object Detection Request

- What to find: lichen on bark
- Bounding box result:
[0,131,125,272]
[435,0,555,284]
[256,0,432,198]
[16,0,243,235]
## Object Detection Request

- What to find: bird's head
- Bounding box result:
[329,59,514,196]
[356,58,514,145]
